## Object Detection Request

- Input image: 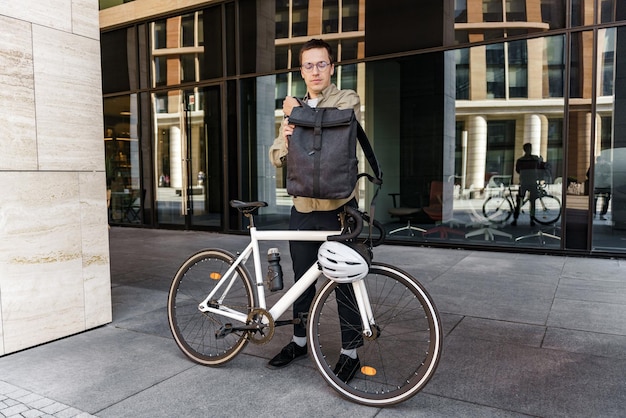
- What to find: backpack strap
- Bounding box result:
[355,122,384,244]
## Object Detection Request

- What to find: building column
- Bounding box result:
[467,115,487,192]
[524,113,542,156]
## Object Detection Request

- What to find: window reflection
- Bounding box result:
[150,11,205,87]
[104,95,141,224]
[323,0,339,33]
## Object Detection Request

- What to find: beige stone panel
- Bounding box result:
[79,172,112,328]
[0,172,86,354]
[32,25,104,172]
[72,0,101,40]
[0,0,72,32]
[0,16,38,171]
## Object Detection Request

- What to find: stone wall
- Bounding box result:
[0,0,111,355]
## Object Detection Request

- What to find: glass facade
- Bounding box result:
[100,0,626,256]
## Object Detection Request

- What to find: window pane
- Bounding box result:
[456,48,469,100]
[323,0,338,34]
[276,45,289,70]
[197,13,204,46]
[486,120,516,177]
[508,40,527,98]
[154,56,167,87]
[541,0,566,29]
[104,94,141,224]
[101,27,137,93]
[545,35,565,98]
[486,44,505,98]
[153,20,166,49]
[455,0,468,23]
[342,0,359,32]
[483,0,503,22]
[181,54,196,83]
[181,13,195,47]
[506,0,526,21]
[593,26,626,251]
[339,63,357,90]
[600,28,616,96]
[202,5,223,79]
[292,0,309,37]
[341,39,358,61]
[275,0,290,39]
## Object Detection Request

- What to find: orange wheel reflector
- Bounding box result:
[361,365,377,376]
[209,272,222,280]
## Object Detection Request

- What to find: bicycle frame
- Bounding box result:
[197,225,376,338]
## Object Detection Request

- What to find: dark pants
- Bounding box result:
[514,184,539,220]
[289,202,363,349]
[593,188,611,215]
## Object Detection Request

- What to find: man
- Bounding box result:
[512,142,543,227]
[268,39,361,382]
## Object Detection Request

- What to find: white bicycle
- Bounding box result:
[167,200,443,406]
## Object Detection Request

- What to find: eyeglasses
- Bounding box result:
[301,61,331,72]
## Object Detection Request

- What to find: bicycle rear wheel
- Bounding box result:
[532,194,561,225]
[483,195,513,223]
[167,249,255,366]
[308,262,443,406]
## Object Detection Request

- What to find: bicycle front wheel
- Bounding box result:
[167,249,255,366]
[532,194,561,225]
[308,263,443,406]
[483,195,513,223]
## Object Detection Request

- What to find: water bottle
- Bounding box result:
[266,248,284,291]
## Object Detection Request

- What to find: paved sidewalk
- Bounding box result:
[1,227,625,417]
[0,381,95,418]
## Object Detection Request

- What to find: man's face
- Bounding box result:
[300,47,334,98]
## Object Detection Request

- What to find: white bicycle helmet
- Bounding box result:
[317,241,371,283]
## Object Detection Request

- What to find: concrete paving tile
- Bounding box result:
[113,306,172,339]
[451,317,546,347]
[556,277,626,305]
[110,285,167,322]
[96,353,378,418]
[543,327,626,359]
[547,298,626,335]
[0,327,195,414]
[560,257,626,282]
[445,251,565,277]
[375,246,469,282]
[426,335,626,418]
[427,270,558,325]
[377,393,534,417]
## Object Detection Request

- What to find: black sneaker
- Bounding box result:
[511,220,517,226]
[267,342,307,368]
[333,354,360,383]
[530,220,536,227]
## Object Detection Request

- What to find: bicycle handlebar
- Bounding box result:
[328,206,386,247]
[230,200,385,247]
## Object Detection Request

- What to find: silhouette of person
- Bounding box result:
[590,155,612,220]
[512,143,543,227]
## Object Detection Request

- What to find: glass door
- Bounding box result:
[153,86,223,228]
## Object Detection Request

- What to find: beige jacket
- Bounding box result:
[269,84,361,213]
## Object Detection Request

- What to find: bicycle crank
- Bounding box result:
[246,308,275,345]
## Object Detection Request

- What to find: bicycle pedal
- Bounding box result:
[215,323,233,339]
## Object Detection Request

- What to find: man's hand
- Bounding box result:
[282,117,294,145]
[282,96,300,144]
[282,96,300,117]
